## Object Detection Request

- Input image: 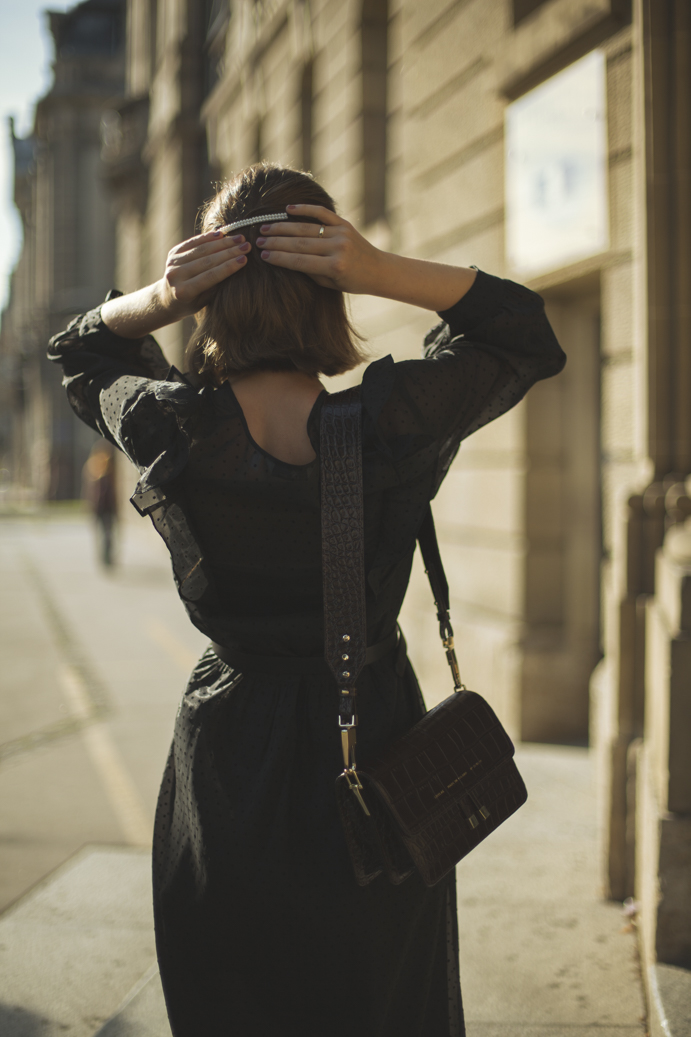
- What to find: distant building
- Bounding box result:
[0,0,125,500]
[101,0,223,364]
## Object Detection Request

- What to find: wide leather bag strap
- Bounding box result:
[320,389,462,731]
[320,388,367,692]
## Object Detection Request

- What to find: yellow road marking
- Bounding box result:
[59,665,151,846]
[146,618,199,673]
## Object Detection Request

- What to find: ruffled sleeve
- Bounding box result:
[47,293,200,506]
[361,269,566,495]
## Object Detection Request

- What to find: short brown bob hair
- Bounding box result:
[185,163,367,385]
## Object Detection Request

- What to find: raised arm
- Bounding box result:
[44,225,251,472]
[100,229,252,338]
[254,204,478,310]
[258,205,565,484]
[103,204,478,338]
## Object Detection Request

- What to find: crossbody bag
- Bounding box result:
[321,388,528,888]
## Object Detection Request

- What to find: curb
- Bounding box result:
[648,963,691,1037]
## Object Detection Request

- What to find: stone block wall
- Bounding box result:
[639,526,691,967]
[637,522,691,1029]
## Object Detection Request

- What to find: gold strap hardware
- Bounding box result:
[442,632,465,692]
[340,722,370,816]
[340,726,356,770]
[343,766,370,816]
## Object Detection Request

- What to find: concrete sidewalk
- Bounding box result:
[0,847,157,1037]
[458,744,646,1035]
[0,748,647,1037]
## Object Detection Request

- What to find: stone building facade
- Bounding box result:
[0,0,125,499]
[3,0,688,1020]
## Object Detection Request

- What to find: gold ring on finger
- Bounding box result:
[318,226,325,237]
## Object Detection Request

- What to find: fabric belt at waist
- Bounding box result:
[210,628,399,676]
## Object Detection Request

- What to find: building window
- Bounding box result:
[361,0,387,225]
[505,50,608,274]
[513,0,550,26]
[300,60,313,172]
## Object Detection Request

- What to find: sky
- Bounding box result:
[0,0,75,311]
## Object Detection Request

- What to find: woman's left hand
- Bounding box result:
[157,229,252,319]
[256,205,386,294]
[101,229,251,338]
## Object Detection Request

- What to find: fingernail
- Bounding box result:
[213,229,223,237]
[259,225,271,234]
[256,236,266,246]
[287,205,296,211]
[236,255,247,265]
[239,241,251,251]
[261,250,270,260]
[232,234,244,243]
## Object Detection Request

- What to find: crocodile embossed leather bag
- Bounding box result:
[321,389,528,888]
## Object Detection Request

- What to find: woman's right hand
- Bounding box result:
[101,229,251,338]
[256,204,477,311]
[255,205,384,295]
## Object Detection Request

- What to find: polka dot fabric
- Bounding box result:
[48,270,565,1037]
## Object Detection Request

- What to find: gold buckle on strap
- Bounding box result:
[343,766,370,816]
[442,633,466,692]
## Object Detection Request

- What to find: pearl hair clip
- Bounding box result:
[219,213,289,235]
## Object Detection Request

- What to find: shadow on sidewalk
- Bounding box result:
[0,1003,54,1037]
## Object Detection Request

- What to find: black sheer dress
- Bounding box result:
[48,270,565,1037]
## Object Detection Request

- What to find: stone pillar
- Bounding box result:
[597,0,691,904]
[638,520,691,1031]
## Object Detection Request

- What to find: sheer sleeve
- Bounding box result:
[361,269,566,494]
[47,292,198,496]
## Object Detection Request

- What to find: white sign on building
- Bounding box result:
[505,49,609,274]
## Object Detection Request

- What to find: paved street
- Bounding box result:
[0,509,207,911]
[0,510,648,1035]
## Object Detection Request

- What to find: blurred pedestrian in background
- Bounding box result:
[82,441,117,567]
